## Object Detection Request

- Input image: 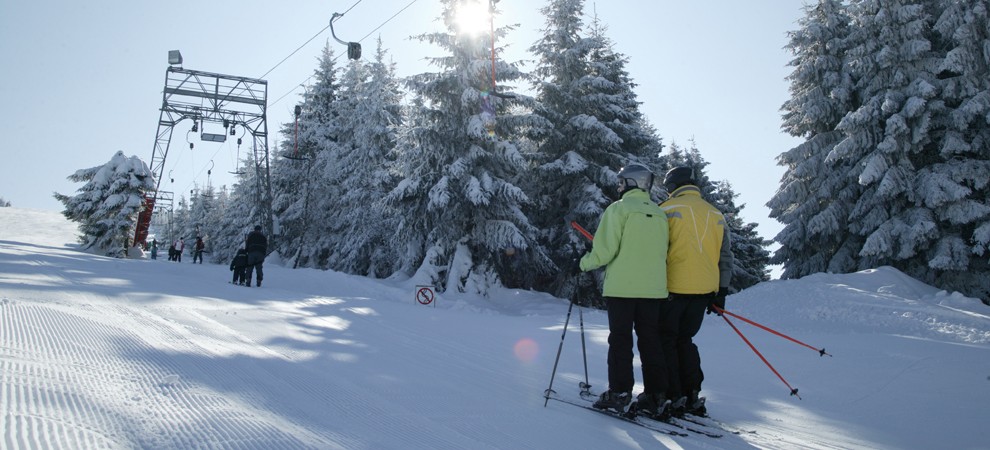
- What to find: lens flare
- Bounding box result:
[513,338,539,363]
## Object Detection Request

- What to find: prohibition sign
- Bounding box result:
[416,286,435,305]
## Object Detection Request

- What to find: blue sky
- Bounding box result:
[1,0,804,256]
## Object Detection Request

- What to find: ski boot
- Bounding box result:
[592,390,631,413]
[686,390,707,417]
[629,393,671,420]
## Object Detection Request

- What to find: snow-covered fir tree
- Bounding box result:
[665,142,771,292]
[183,187,208,241]
[320,40,404,278]
[830,0,944,272]
[171,196,190,251]
[211,153,261,264]
[924,0,990,301]
[386,0,550,294]
[774,0,990,302]
[181,184,226,262]
[0,197,10,207]
[54,151,155,254]
[770,0,862,278]
[269,43,344,269]
[527,0,662,301]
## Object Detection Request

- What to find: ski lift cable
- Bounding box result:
[257,0,365,80]
[270,0,421,108]
[181,141,229,196]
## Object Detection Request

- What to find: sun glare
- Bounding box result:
[454,0,490,36]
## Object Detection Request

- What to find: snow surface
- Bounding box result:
[1,207,988,449]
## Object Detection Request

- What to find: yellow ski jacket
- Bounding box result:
[660,185,733,294]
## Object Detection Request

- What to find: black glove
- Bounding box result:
[707,287,728,315]
[571,256,584,275]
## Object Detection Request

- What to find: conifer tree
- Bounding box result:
[212,155,259,264]
[774,0,990,302]
[527,0,662,301]
[179,184,225,261]
[323,40,404,278]
[924,0,990,301]
[172,196,190,250]
[270,43,343,269]
[54,151,155,254]
[771,0,862,278]
[830,1,943,273]
[387,0,550,294]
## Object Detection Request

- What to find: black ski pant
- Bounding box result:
[605,297,667,395]
[232,266,247,284]
[658,292,712,400]
[245,251,264,285]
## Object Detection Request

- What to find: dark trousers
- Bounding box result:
[232,266,247,284]
[246,252,264,284]
[605,297,667,395]
[193,250,203,264]
[658,293,712,399]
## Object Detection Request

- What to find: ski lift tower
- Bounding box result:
[135,50,274,246]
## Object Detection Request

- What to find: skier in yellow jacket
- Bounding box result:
[577,163,670,416]
[658,166,733,417]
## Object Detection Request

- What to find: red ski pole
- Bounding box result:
[570,221,594,241]
[721,313,801,399]
[714,305,831,357]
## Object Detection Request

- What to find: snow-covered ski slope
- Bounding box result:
[1,207,988,449]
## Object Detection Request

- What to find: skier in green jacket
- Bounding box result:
[577,163,671,416]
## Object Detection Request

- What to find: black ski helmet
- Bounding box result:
[617,163,654,193]
[663,166,696,193]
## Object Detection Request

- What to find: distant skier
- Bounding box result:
[244,226,267,287]
[193,236,205,264]
[173,237,185,263]
[150,239,158,260]
[229,247,249,285]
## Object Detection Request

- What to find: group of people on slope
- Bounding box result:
[154,236,206,263]
[230,225,267,287]
[578,164,732,419]
[146,226,268,288]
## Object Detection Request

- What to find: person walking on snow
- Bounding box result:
[173,237,185,263]
[244,226,267,287]
[575,163,671,416]
[658,166,733,417]
[193,236,205,264]
[229,247,249,285]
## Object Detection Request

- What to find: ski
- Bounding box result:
[545,392,688,437]
[680,413,752,436]
[576,389,724,438]
[664,415,725,438]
